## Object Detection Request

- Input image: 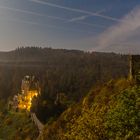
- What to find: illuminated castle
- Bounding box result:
[17,75,40,111]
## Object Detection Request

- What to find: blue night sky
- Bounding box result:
[0,0,140,53]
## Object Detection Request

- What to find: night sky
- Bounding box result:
[0,0,140,53]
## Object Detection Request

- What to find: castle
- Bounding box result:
[11,75,40,111]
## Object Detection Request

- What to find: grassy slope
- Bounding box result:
[40,78,140,140]
[0,111,38,140]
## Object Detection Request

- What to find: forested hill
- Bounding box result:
[0,47,128,64]
[0,47,129,103]
[40,79,140,140]
[0,47,84,62]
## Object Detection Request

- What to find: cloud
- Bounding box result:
[0,5,106,29]
[0,16,96,34]
[67,15,89,22]
[0,5,65,21]
[67,8,106,23]
[95,6,140,53]
[29,0,122,22]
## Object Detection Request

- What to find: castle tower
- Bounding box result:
[21,75,30,95]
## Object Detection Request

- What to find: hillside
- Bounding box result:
[0,47,129,99]
[1,78,140,140]
[40,79,140,140]
[0,100,38,140]
[0,47,138,139]
[0,47,129,123]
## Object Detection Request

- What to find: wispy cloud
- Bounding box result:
[67,8,106,23]
[66,8,107,31]
[68,15,89,22]
[29,0,122,22]
[0,5,106,29]
[94,6,140,53]
[0,16,96,34]
[0,5,65,21]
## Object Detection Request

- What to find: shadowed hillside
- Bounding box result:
[40,79,140,140]
[0,47,138,140]
[0,47,129,99]
[0,47,129,123]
